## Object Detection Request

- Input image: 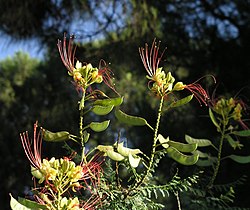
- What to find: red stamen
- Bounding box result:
[57,33,76,72]
[20,121,43,169]
[139,38,166,77]
[184,83,210,106]
[98,59,119,95]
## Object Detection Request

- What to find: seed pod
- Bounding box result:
[167,146,199,165]
[106,150,125,161]
[115,108,148,126]
[128,154,141,168]
[168,140,197,153]
[96,145,113,153]
[157,134,169,148]
[89,120,110,132]
[43,129,70,142]
[117,142,141,157]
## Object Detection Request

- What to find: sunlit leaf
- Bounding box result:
[168,140,197,153]
[89,120,110,132]
[10,194,46,210]
[94,97,123,107]
[91,105,114,115]
[185,135,212,147]
[10,194,30,210]
[166,146,199,165]
[228,155,250,164]
[169,94,193,108]
[115,108,148,126]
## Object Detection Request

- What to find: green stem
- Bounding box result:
[79,91,86,162]
[134,96,164,188]
[208,121,226,188]
[175,192,182,210]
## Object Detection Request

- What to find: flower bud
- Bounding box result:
[75,60,82,69]
[73,72,83,82]
[173,82,185,91]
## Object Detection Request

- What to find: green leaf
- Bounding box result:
[43,130,70,142]
[10,194,30,210]
[18,197,47,210]
[83,131,90,143]
[185,135,212,147]
[209,108,220,129]
[115,108,148,126]
[168,140,197,153]
[228,155,250,164]
[196,158,216,167]
[169,94,193,108]
[166,146,199,165]
[89,120,110,132]
[94,97,123,107]
[233,130,250,137]
[10,194,46,210]
[225,134,243,149]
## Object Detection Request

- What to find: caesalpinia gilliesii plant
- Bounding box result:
[11,35,249,210]
[10,121,102,209]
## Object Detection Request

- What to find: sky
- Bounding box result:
[0,35,45,61]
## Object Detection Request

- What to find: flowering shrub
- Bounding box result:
[10,35,250,210]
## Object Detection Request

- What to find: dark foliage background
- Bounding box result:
[0,0,249,209]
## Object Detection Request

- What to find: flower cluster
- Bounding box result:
[57,34,116,95]
[20,122,102,209]
[139,39,211,105]
[211,97,248,129]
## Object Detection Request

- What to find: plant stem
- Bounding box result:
[208,122,226,188]
[175,192,182,210]
[79,91,86,162]
[149,96,164,170]
[134,96,164,187]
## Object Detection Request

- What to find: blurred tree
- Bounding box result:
[0,0,249,209]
